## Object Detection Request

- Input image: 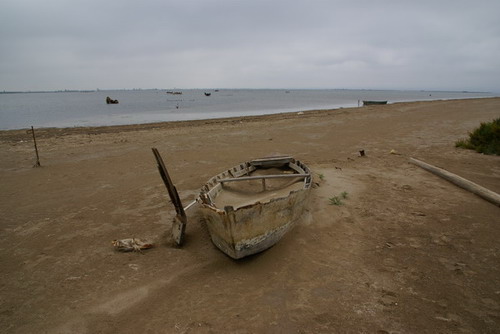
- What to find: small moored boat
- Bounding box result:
[197,156,312,259]
[363,100,387,106]
[106,96,119,104]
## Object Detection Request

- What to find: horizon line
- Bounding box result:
[0,88,493,94]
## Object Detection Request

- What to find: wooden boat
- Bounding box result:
[363,100,387,106]
[197,156,312,259]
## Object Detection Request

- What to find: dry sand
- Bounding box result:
[0,98,499,333]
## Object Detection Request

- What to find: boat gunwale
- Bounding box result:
[198,157,311,212]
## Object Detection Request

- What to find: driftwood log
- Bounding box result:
[410,157,500,207]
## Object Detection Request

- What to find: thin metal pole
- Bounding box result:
[31,126,41,167]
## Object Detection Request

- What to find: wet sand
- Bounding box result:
[1,98,499,333]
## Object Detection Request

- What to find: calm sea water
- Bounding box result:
[0,89,496,130]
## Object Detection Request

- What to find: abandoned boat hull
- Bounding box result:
[198,157,312,259]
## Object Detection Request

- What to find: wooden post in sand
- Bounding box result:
[30,126,41,167]
[152,148,187,245]
[410,157,500,207]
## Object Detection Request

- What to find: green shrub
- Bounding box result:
[329,196,342,206]
[329,191,349,206]
[455,118,500,155]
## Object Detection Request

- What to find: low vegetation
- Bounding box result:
[329,191,349,206]
[455,118,500,155]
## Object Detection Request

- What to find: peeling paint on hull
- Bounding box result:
[198,157,312,259]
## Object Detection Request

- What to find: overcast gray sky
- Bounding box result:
[1,0,499,92]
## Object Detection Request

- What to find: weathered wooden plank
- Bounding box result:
[152,148,187,245]
[219,173,310,183]
[250,156,293,168]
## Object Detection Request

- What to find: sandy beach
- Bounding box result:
[1,98,499,333]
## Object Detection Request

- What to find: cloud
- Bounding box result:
[1,0,499,91]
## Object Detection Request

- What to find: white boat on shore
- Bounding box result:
[197,156,312,259]
[152,151,312,259]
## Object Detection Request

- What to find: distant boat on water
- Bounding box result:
[363,100,387,106]
[204,92,211,96]
[167,91,182,95]
[106,96,119,104]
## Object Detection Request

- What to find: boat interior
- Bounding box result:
[200,157,311,210]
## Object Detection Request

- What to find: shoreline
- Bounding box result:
[1,91,497,133]
[1,97,498,141]
[1,103,353,139]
